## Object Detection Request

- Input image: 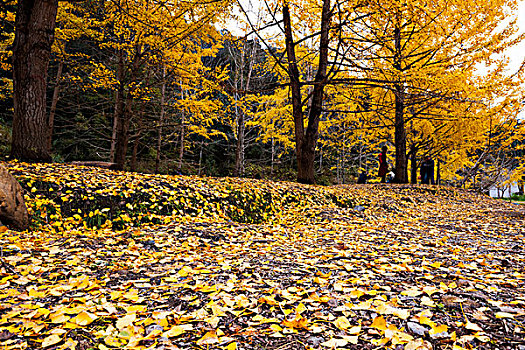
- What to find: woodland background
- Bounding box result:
[1,0,525,188]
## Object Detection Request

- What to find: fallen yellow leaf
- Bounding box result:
[42,334,62,348]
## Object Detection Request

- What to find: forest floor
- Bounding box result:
[1,162,524,350]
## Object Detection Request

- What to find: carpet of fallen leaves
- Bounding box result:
[1,162,524,350]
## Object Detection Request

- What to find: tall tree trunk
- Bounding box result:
[197,141,204,176]
[237,40,257,177]
[393,20,408,183]
[178,83,185,171]
[394,87,408,183]
[233,45,243,177]
[155,66,166,174]
[436,158,441,185]
[283,4,304,181]
[270,137,275,176]
[47,60,63,151]
[11,0,59,161]
[113,50,128,170]
[109,94,118,162]
[130,108,143,172]
[410,145,418,184]
[235,111,245,176]
[283,0,331,184]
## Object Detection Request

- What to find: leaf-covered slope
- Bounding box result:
[1,162,524,350]
[6,162,359,230]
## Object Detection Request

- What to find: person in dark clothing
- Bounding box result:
[357,170,367,184]
[378,146,388,183]
[420,156,435,184]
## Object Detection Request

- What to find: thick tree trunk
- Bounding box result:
[283,4,305,180]
[394,87,408,183]
[283,0,331,184]
[393,21,408,183]
[11,0,59,161]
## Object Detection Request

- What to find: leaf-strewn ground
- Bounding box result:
[1,162,524,350]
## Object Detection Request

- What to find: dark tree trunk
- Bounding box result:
[47,59,63,151]
[234,111,245,176]
[109,91,119,162]
[410,145,418,184]
[113,51,128,170]
[283,0,331,184]
[155,66,166,174]
[436,158,441,185]
[178,83,185,171]
[283,4,305,180]
[11,0,59,161]
[393,21,408,183]
[394,87,408,183]
[130,109,143,172]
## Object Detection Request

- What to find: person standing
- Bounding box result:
[378,146,388,183]
[420,156,435,184]
[357,170,368,184]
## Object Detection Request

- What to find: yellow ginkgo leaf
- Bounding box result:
[371,316,387,331]
[402,289,422,297]
[420,296,436,307]
[196,331,219,346]
[296,302,307,314]
[70,311,97,326]
[348,325,361,335]
[429,324,448,335]
[42,334,62,348]
[334,316,351,330]
[464,321,483,332]
[321,338,348,348]
[50,313,70,324]
[341,335,358,344]
[226,342,237,350]
[116,313,136,329]
[405,339,432,350]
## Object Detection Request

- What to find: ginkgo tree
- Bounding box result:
[240,0,524,183]
[10,0,59,161]
[47,0,233,170]
[343,0,525,183]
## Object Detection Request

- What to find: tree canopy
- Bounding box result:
[0,0,524,187]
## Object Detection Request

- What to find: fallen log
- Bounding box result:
[0,163,29,231]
